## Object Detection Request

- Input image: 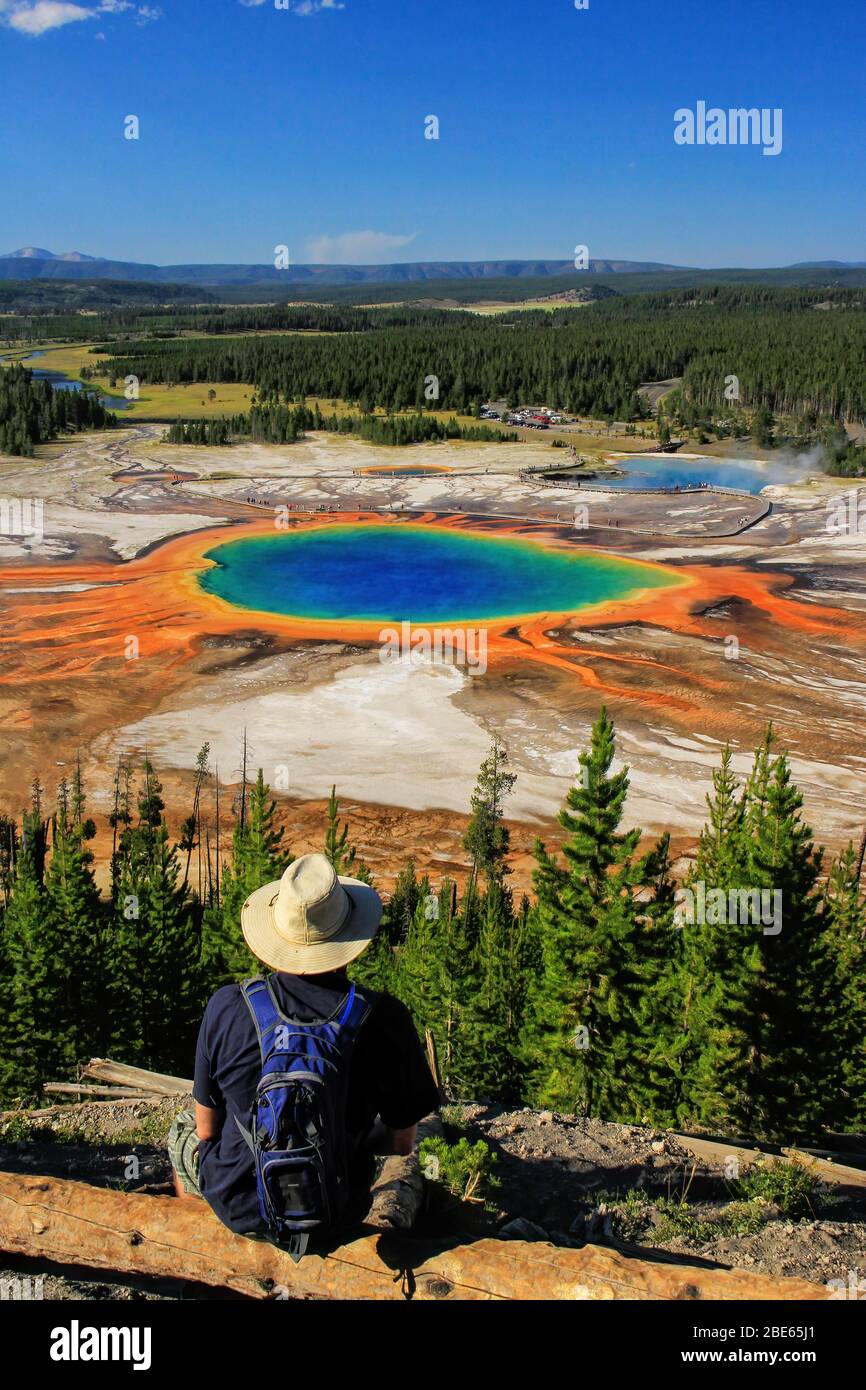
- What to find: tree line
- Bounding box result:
[164,402,518,447]
[99,286,866,427]
[7,302,477,346]
[1,712,863,1143]
[0,365,115,457]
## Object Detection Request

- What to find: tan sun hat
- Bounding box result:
[240,852,382,975]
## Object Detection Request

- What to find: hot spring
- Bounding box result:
[198,524,680,625]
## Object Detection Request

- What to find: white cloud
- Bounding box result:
[239,0,345,10]
[0,0,160,33]
[307,230,417,264]
[5,2,92,34]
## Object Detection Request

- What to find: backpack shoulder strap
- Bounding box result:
[239,975,282,1064]
[338,982,374,1039]
[235,976,279,1156]
[241,975,375,1060]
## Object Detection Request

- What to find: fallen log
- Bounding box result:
[43,1084,157,1101]
[424,1029,444,1101]
[365,1114,443,1231]
[1,1098,166,1122]
[672,1133,866,1197]
[366,1156,424,1232]
[0,1171,827,1301]
[82,1059,192,1097]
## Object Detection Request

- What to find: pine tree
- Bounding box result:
[823,844,866,1128]
[684,733,833,1139]
[43,778,104,1061]
[324,785,356,876]
[0,815,17,909]
[677,747,745,1121]
[350,859,422,994]
[746,742,831,1136]
[201,769,290,987]
[392,872,445,1040]
[462,736,515,906]
[179,743,211,893]
[110,761,201,1069]
[0,803,53,1102]
[627,832,690,1126]
[429,740,527,1096]
[455,876,538,1103]
[139,820,202,1069]
[109,755,133,909]
[347,915,394,993]
[527,709,665,1120]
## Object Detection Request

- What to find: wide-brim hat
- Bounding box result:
[241,851,382,975]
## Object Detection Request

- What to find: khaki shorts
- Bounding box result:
[168,1110,201,1195]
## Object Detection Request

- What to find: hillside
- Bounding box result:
[0,252,684,286]
[1,1095,863,1298]
[8,251,866,294]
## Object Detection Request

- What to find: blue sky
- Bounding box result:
[2,0,864,267]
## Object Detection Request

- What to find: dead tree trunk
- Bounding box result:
[0,1171,827,1302]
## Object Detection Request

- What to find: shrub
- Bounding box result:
[734,1158,821,1218]
[419,1136,499,1203]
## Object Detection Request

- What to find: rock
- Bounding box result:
[549,1229,582,1248]
[498,1217,549,1242]
[538,1111,554,1126]
[650,1140,666,1154]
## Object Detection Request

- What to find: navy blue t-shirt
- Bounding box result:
[192,970,439,1234]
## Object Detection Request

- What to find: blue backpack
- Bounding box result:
[235,974,373,1261]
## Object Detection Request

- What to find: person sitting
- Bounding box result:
[169,853,439,1251]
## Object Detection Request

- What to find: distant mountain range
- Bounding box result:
[2,251,864,299]
[788,260,866,269]
[5,248,98,263]
[0,251,689,286]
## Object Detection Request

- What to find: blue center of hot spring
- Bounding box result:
[198,524,676,624]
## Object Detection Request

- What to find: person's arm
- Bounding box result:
[388,1124,417,1156]
[195,1099,224,1143]
[365,1118,417,1156]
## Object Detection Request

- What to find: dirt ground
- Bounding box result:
[457,1104,866,1289]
